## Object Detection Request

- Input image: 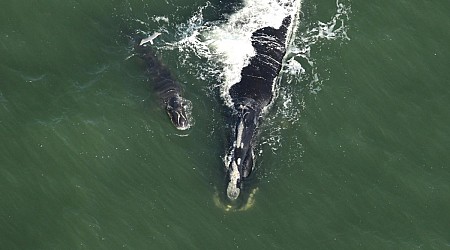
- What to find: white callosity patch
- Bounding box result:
[227,161,241,199]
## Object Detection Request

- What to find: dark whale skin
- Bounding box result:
[226,16,292,200]
[135,44,192,131]
[229,16,292,107]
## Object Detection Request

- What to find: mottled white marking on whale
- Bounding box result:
[227,161,241,200]
[236,120,244,148]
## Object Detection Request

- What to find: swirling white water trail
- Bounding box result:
[163,0,350,113]
[261,0,351,154]
[123,0,352,194]
[128,0,351,149]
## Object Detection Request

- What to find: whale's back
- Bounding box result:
[229,16,292,107]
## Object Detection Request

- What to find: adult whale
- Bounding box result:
[135,36,192,130]
[225,16,293,200]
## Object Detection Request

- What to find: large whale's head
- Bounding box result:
[226,99,261,200]
[166,95,192,130]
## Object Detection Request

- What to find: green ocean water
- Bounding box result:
[1,0,449,249]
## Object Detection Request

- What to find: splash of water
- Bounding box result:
[161,0,350,113]
[151,0,352,173]
[266,0,351,128]
[256,0,351,178]
[286,0,351,96]
[202,0,301,107]
[124,0,351,177]
[213,187,259,211]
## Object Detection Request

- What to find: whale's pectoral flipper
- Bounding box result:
[133,36,193,130]
[139,32,162,46]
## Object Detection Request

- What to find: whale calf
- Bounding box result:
[135,36,192,130]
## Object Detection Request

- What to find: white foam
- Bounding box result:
[258,0,352,155]
[154,0,351,135]
[158,1,302,105]
[203,0,301,107]
[152,16,169,24]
